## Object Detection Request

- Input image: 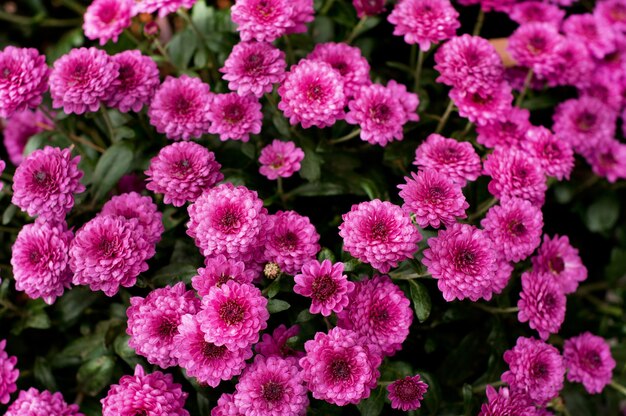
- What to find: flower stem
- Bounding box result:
[472,380,505,394]
[40,105,105,153]
[610,380,626,397]
[413,48,425,92]
[468,197,497,221]
[100,107,115,141]
[473,304,519,314]
[515,68,534,107]
[276,177,287,208]
[178,9,220,84]
[346,16,368,44]
[472,8,485,36]
[329,129,361,145]
[435,99,455,134]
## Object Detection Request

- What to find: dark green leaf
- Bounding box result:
[317,248,336,262]
[585,194,620,233]
[2,204,17,225]
[91,142,134,201]
[56,286,100,325]
[299,148,322,182]
[267,299,291,313]
[77,355,116,396]
[151,263,199,286]
[356,386,384,416]
[409,280,431,323]
[34,356,58,391]
[167,29,198,69]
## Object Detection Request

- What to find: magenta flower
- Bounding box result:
[0,159,5,192]
[307,42,371,98]
[475,107,530,149]
[386,80,420,122]
[585,139,626,183]
[256,325,304,360]
[509,2,565,26]
[0,46,49,118]
[259,140,305,180]
[388,0,460,50]
[83,0,133,45]
[211,393,240,416]
[518,271,566,340]
[231,0,295,42]
[2,109,51,166]
[544,38,593,87]
[105,50,160,113]
[12,146,85,221]
[0,340,18,405]
[352,0,386,17]
[508,23,564,78]
[339,199,421,273]
[521,126,574,181]
[563,332,616,394]
[387,375,428,411]
[193,255,256,296]
[5,388,82,416]
[294,259,355,316]
[133,0,198,17]
[117,173,145,194]
[491,259,514,295]
[100,192,163,245]
[531,234,587,294]
[563,13,616,59]
[596,0,626,31]
[413,133,481,186]
[450,82,513,127]
[286,0,314,34]
[208,93,262,142]
[478,385,535,416]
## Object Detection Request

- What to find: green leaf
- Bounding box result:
[317,248,336,263]
[265,278,282,299]
[23,131,52,156]
[56,287,100,325]
[296,309,314,323]
[299,148,322,182]
[77,355,116,396]
[151,263,199,286]
[356,386,384,416]
[113,334,142,367]
[34,356,58,391]
[91,142,134,201]
[585,194,620,233]
[409,280,431,323]
[167,29,198,69]
[267,299,291,313]
[2,204,17,225]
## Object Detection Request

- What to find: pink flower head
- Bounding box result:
[173,313,253,387]
[208,93,263,142]
[584,139,626,183]
[2,109,51,166]
[502,337,565,405]
[338,199,421,273]
[83,0,133,45]
[5,388,82,416]
[231,0,296,42]
[510,2,565,26]
[457,0,515,12]
[12,146,85,221]
[492,259,514,295]
[101,365,189,416]
[0,340,18,404]
[221,41,286,98]
[307,42,371,98]
[531,234,587,294]
[192,255,256,296]
[413,133,481,186]
[478,385,535,416]
[259,139,304,180]
[508,23,564,78]
[145,141,224,207]
[388,0,460,50]
[100,192,163,245]
[563,13,616,59]
[233,355,309,416]
[0,46,49,118]
[133,0,198,17]
[0,159,4,192]
[353,0,386,17]
[450,82,513,127]
[278,59,346,129]
[563,332,616,394]
[579,74,623,112]
[105,50,160,113]
[118,173,145,194]
[518,271,566,340]
[398,169,468,229]
[148,75,212,140]
[521,126,574,181]
[596,0,626,32]
[386,79,420,122]
[211,393,240,416]
[49,47,119,115]
[256,324,305,360]
[294,259,355,316]
[476,107,531,149]
[299,327,382,406]
[198,281,269,350]
[387,375,428,411]
[337,275,412,356]
[544,38,593,88]
[11,220,73,304]
[286,0,314,35]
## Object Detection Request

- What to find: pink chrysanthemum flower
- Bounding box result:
[476,107,530,149]
[579,75,623,112]
[521,126,574,181]
[413,133,481,186]
[11,220,73,304]
[5,388,82,416]
[585,139,626,183]
[231,0,295,42]
[256,324,305,360]
[101,365,189,416]
[387,375,428,411]
[0,47,49,118]
[2,109,51,166]
[531,234,587,294]
[145,141,224,207]
[299,327,382,406]
[278,59,346,129]
[83,0,133,45]
[478,385,535,416]
[100,192,163,245]
[285,0,314,34]
[510,2,565,26]
[508,23,564,78]
[596,0,626,31]
[173,313,253,387]
[105,50,160,113]
[211,393,240,416]
[234,355,309,416]
[450,82,513,126]
[221,41,286,98]
[208,93,262,142]
[294,259,355,316]
[491,259,514,295]
[481,198,543,263]
[353,0,386,17]
[133,0,198,17]
[148,75,212,140]
[483,147,547,206]
[187,183,269,260]
[434,35,504,98]
[192,255,256,296]
[126,282,200,368]
[12,146,85,220]
[518,271,566,340]
[307,42,371,98]
[398,169,468,229]
[543,38,593,87]
[502,337,565,405]
[337,275,412,356]
[0,340,18,405]
[49,47,119,115]
[388,0,460,50]
[70,215,154,296]
[386,79,420,122]
[339,199,421,273]
[198,281,269,350]
[423,223,499,302]
[259,140,305,180]
[118,173,145,193]
[563,332,616,394]
[457,0,515,12]
[563,13,616,59]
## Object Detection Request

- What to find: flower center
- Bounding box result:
[527,36,547,55]
[428,186,445,203]
[576,112,596,131]
[370,103,391,123]
[244,53,263,74]
[157,317,179,340]
[548,256,565,274]
[261,381,284,402]
[276,231,298,251]
[216,273,234,287]
[394,379,421,402]
[215,207,242,234]
[311,274,338,302]
[582,350,602,369]
[97,5,117,24]
[33,170,51,186]
[98,237,117,257]
[174,95,192,115]
[330,359,352,381]
[542,293,556,311]
[219,299,246,325]
[507,219,526,237]
[223,103,243,124]
[369,220,389,241]
[531,361,548,379]
[28,250,42,264]
[201,341,227,359]
[307,83,325,101]
[369,304,389,325]
[332,61,348,76]
[133,409,148,416]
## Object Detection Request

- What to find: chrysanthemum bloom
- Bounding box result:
[450,82,513,127]
[2,109,51,166]
[398,169,468,229]
[413,133,482,186]
[101,365,189,416]
[256,324,305,359]
[105,50,160,113]
[173,313,253,387]
[339,200,421,273]
[198,281,269,350]
[490,259,514,295]
[221,41,286,98]
[145,141,224,207]
[478,385,535,416]
[5,388,82,416]
[531,234,587,294]
[211,393,240,416]
[294,260,355,316]
[83,0,133,45]
[457,0,515,12]
[12,146,85,220]
[476,107,530,149]
[259,140,305,180]
[387,375,428,411]
[502,337,565,405]
[543,38,593,88]
[353,0,386,17]
[192,255,256,296]
[563,13,616,59]
[337,275,412,356]
[517,271,566,340]
[580,75,624,112]
[563,332,616,394]
[49,47,119,115]
[208,93,262,142]
[0,159,5,191]
[118,173,145,193]
[509,1,564,26]
[126,282,200,368]
[278,59,346,129]
[234,355,309,416]
[100,192,163,245]
[11,221,73,304]
[133,0,198,17]
[507,23,564,78]
[0,340,18,404]
[307,43,371,98]
[0,47,49,118]
[386,80,420,122]
[585,139,626,183]
[521,126,574,181]
[596,0,626,32]
[187,183,269,260]
[285,0,314,34]
[231,0,295,42]
[434,35,504,98]
[483,148,547,206]
[70,215,154,296]
[299,327,382,406]
[148,75,212,140]
[388,0,460,50]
